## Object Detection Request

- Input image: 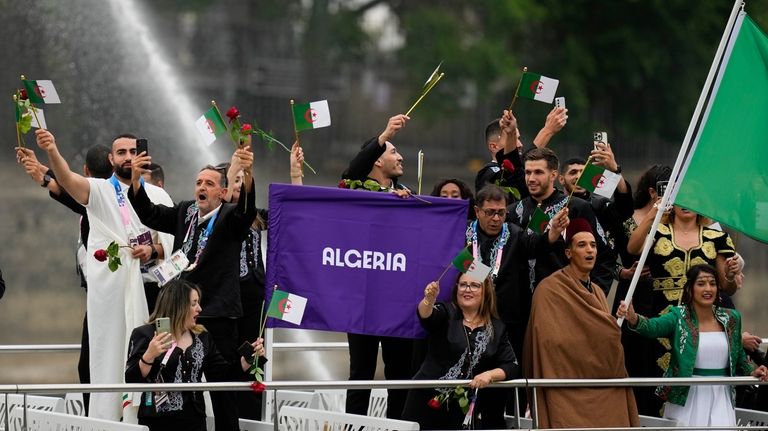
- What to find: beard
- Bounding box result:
[114,164,131,180]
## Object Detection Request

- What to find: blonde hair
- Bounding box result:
[148,280,205,336]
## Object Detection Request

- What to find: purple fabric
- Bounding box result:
[266,184,468,338]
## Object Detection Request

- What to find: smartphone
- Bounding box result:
[155,317,171,334]
[136,138,148,156]
[656,180,669,197]
[593,131,607,152]
[555,97,566,109]
[238,341,256,364]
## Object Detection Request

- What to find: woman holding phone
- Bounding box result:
[126,279,266,431]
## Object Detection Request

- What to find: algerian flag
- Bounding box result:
[423,62,443,89]
[26,106,47,129]
[451,248,474,272]
[675,12,768,242]
[575,162,621,198]
[528,207,551,234]
[293,100,331,132]
[451,248,492,282]
[22,79,61,104]
[517,72,559,104]
[266,289,307,325]
[194,106,227,146]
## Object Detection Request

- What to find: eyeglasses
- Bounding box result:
[457,282,483,291]
[480,208,507,218]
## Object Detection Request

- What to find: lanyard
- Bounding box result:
[182,209,219,268]
[161,341,178,367]
[467,221,509,278]
[109,175,144,243]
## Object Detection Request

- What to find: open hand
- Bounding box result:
[35,129,56,152]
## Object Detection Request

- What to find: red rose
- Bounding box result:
[240,123,253,134]
[94,249,108,262]
[427,397,441,410]
[19,89,28,100]
[338,180,347,189]
[250,382,266,393]
[226,106,240,123]
[502,159,515,173]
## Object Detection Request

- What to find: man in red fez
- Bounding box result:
[523,218,639,428]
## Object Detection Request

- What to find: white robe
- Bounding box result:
[84,178,174,421]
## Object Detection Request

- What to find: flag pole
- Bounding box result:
[435,262,453,283]
[289,99,303,177]
[211,100,239,148]
[405,72,445,117]
[564,155,593,207]
[417,149,424,195]
[617,0,744,327]
[508,67,527,112]
[13,94,23,149]
[20,75,43,131]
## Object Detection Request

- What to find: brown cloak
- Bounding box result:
[523,266,639,428]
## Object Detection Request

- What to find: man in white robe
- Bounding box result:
[36,129,174,421]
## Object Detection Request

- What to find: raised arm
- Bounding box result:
[342,114,409,180]
[532,106,568,148]
[419,281,439,319]
[35,129,91,205]
[290,141,304,185]
[627,202,662,255]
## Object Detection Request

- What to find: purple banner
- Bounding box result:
[266,184,468,338]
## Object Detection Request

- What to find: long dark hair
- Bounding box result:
[633,164,671,209]
[681,264,722,307]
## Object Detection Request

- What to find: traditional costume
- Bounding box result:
[523,219,638,428]
[631,305,755,426]
[84,176,173,420]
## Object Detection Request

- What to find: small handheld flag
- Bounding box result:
[575,162,621,198]
[405,62,445,116]
[194,104,227,146]
[27,107,46,129]
[292,100,331,132]
[528,207,551,234]
[267,289,307,325]
[447,247,492,282]
[517,72,559,104]
[22,79,61,104]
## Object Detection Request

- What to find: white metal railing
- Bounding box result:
[0,342,350,353]
[3,378,768,431]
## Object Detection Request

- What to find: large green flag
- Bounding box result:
[675,12,768,242]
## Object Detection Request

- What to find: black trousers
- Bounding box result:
[79,313,90,415]
[236,308,263,420]
[197,317,240,431]
[345,333,413,419]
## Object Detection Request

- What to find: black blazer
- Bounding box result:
[128,183,256,318]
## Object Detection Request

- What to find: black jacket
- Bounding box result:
[125,324,259,419]
[128,183,256,318]
[508,190,617,294]
[341,136,407,190]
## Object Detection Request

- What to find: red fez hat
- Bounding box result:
[566,218,594,243]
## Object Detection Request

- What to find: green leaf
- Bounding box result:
[18,114,32,134]
[362,179,381,191]
[454,386,465,395]
[255,373,263,383]
[108,259,119,272]
[107,241,119,256]
[458,397,468,408]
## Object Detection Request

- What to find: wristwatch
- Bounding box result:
[150,244,159,260]
[610,165,622,174]
[41,173,52,188]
